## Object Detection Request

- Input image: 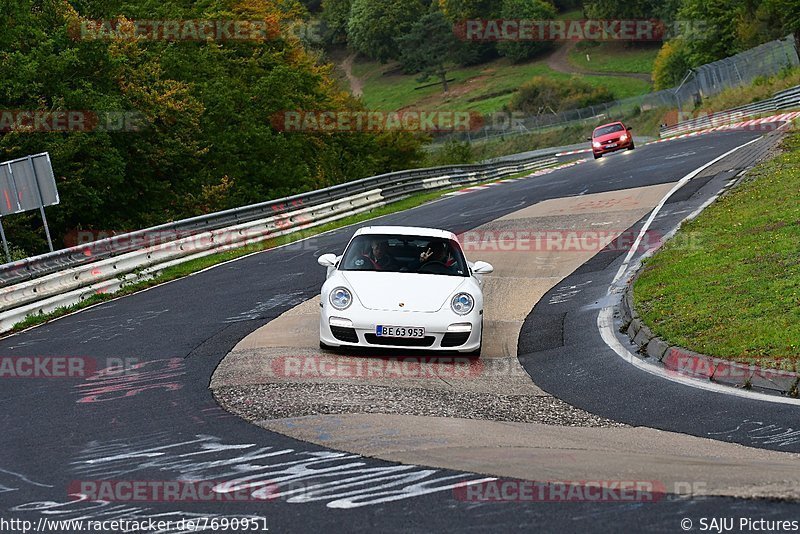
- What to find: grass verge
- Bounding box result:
[569,42,659,75]
[633,129,800,369]
[8,168,542,334]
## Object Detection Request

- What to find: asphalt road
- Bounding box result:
[2,127,799,533]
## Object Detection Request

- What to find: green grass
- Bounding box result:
[353,55,652,113]
[633,130,800,369]
[569,42,659,75]
[8,169,541,334]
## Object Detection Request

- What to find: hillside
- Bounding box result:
[336,46,654,114]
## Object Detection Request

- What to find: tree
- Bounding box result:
[677,0,745,65]
[584,0,673,19]
[652,38,692,89]
[438,0,500,21]
[321,0,352,44]
[0,0,423,256]
[347,0,425,62]
[738,0,800,48]
[495,0,557,63]
[398,9,459,92]
[438,0,501,65]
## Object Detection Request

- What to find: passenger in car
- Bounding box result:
[409,241,456,272]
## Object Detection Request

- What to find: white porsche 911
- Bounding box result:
[317,226,493,355]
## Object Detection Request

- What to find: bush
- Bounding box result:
[507,76,615,114]
[423,139,474,167]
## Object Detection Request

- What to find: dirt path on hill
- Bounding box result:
[342,52,363,97]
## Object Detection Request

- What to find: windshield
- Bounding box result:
[340,234,469,277]
[593,123,625,137]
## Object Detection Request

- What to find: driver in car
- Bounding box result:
[358,239,399,271]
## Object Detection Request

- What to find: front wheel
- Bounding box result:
[627,142,635,150]
[593,153,601,159]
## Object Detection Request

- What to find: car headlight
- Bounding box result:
[620,134,628,141]
[451,293,474,315]
[592,141,601,148]
[329,287,352,310]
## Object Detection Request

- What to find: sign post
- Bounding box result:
[28,156,54,252]
[0,218,10,263]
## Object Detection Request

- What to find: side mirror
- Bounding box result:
[318,253,337,268]
[472,261,494,274]
[627,126,633,131]
[586,137,592,141]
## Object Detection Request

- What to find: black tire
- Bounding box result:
[627,142,635,150]
[593,153,601,159]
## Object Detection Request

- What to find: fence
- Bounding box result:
[432,35,800,145]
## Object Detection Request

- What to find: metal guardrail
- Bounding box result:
[660,84,800,137]
[0,151,563,289]
[0,151,563,331]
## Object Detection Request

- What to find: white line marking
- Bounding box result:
[612,137,760,285]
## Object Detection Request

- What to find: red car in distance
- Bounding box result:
[589,121,635,159]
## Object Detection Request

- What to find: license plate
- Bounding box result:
[607,143,617,148]
[376,325,425,338]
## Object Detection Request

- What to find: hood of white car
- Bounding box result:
[341,272,467,312]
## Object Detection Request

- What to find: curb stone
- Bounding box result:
[621,266,799,398]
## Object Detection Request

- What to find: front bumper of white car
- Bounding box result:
[319,304,482,352]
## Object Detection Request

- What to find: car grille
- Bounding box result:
[331,326,359,343]
[602,138,619,145]
[441,332,470,347]
[364,334,435,347]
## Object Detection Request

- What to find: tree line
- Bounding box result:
[0,0,423,257]
[315,0,799,89]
